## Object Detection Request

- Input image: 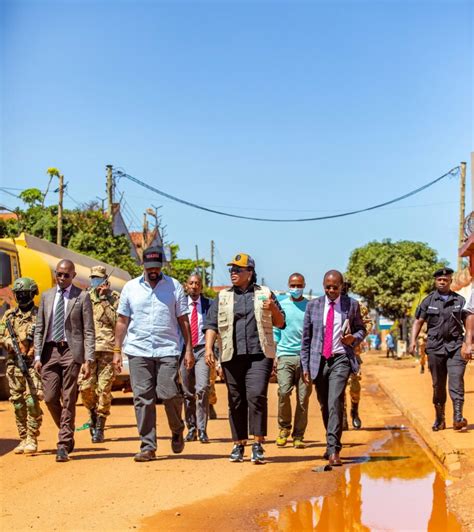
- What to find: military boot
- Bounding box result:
[342,408,349,431]
[23,435,38,454]
[351,402,362,430]
[14,439,27,454]
[89,409,98,440]
[453,400,468,431]
[92,416,105,443]
[432,403,446,431]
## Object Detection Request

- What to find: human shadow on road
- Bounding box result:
[107,424,137,429]
[72,452,137,460]
[165,453,232,460]
[0,439,21,456]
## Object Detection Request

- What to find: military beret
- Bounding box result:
[433,267,454,278]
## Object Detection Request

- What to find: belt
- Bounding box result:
[46,341,69,348]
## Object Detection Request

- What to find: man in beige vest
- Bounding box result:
[204,253,285,464]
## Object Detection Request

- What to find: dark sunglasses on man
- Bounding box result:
[229,266,250,274]
[55,272,71,279]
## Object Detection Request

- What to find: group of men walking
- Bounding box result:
[1,250,471,468]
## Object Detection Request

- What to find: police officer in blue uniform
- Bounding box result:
[410,268,468,431]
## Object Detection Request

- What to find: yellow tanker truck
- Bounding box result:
[0,233,132,398]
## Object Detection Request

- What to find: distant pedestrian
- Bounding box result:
[301,270,367,467]
[204,253,285,464]
[181,273,212,444]
[79,266,119,444]
[34,260,95,463]
[0,278,43,454]
[386,332,396,358]
[274,273,312,449]
[410,268,468,432]
[113,247,194,462]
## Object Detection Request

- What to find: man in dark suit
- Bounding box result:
[301,270,366,467]
[34,260,95,462]
[181,273,212,443]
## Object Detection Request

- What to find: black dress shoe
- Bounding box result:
[198,430,209,443]
[56,448,69,462]
[134,450,156,462]
[323,450,330,460]
[328,452,342,466]
[185,428,197,442]
[171,431,185,454]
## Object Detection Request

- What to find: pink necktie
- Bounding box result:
[322,301,335,359]
[191,302,199,347]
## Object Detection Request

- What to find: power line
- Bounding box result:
[115,166,460,223]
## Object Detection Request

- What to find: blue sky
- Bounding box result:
[1,0,472,292]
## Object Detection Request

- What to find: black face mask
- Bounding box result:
[15,291,34,310]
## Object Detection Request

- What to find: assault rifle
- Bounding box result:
[5,318,40,404]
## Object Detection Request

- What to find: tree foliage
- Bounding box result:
[346,239,446,320]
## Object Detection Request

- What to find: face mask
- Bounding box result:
[289,288,304,299]
[15,292,34,309]
[91,278,105,289]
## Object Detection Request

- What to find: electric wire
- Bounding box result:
[115,166,460,223]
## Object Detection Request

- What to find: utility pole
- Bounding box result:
[143,213,149,249]
[106,164,114,218]
[57,173,64,246]
[210,240,215,287]
[458,162,467,271]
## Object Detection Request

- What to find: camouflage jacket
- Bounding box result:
[0,306,38,362]
[354,303,373,356]
[88,288,120,352]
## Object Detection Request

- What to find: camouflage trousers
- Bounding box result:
[79,351,115,418]
[418,344,427,367]
[209,364,217,406]
[345,371,361,405]
[7,364,43,440]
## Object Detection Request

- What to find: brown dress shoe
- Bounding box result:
[134,450,156,462]
[328,452,342,466]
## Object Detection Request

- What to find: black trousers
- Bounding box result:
[428,349,467,405]
[222,354,273,441]
[314,354,351,455]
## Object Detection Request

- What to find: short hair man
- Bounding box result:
[34,260,95,462]
[410,268,468,431]
[274,273,312,449]
[181,273,212,443]
[114,247,194,462]
[301,270,367,467]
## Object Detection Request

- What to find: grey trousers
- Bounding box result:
[314,354,351,455]
[277,355,312,438]
[180,345,210,431]
[128,355,184,452]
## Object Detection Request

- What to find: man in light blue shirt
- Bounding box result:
[274,273,312,449]
[114,247,194,462]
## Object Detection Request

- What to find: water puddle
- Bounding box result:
[258,429,461,531]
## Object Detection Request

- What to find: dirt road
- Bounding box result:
[0,354,468,531]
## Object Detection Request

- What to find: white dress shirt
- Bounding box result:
[189,295,205,346]
[46,285,73,342]
[323,295,345,354]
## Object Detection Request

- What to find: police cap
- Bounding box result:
[433,267,454,278]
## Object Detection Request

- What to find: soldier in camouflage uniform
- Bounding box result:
[417,325,428,374]
[0,278,43,454]
[79,266,119,443]
[342,283,373,430]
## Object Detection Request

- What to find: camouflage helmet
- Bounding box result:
[12,277,39,296]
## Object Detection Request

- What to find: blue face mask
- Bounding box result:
[289,288,304,299]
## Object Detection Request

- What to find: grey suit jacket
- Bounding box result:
[300,295,366,381]
[34,285,95,364]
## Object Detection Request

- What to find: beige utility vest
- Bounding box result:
[217,286,276,362]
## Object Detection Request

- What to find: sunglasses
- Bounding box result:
[229,266,249,274]
[55,272,71,279]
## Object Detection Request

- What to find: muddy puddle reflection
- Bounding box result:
[258,430,461,531]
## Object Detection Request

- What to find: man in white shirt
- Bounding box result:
[181,274,212,443]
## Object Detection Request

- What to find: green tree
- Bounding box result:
[346,239,446,325]
[19,188,45,208]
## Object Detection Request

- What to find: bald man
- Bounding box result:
[301,270,367,467]
[34,260,95,462]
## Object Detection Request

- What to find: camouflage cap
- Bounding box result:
[13,277,39,294]
[90,265,107,278]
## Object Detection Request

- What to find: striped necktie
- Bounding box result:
[52,289,66,342]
